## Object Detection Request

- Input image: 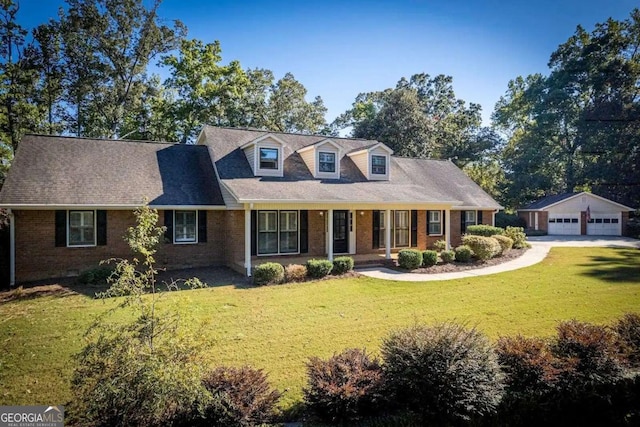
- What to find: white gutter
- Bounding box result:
[8,208,14,287]
[0,204,227,210]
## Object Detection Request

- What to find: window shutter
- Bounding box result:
[55,210,66,247]
[164,210,174,243]
[426,210,432,236]
[372,210,380,249]
[442,210,446,235]
[300,210,308,253]
[198,210,207,243]
[250,210,257,256]
[97,210,107,246]
[411,210,418,247]
[477,210,483,225]
[461,210,466,234]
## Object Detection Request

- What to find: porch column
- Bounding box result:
[445,209,451,250]
[385,209,391,259]
[244,207,251,277]
[328,209,334,261]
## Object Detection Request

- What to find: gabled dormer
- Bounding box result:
[346,142,393,181]
[296,138,342,179]
[240,134,286,177]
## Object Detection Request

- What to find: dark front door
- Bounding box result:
[333,210,349,254]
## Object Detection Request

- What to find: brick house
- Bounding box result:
[0,126,501,284]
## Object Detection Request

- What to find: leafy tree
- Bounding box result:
[334,73,495,166]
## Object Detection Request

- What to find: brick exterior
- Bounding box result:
[307,211,326,256]
[519,211,549,232]
[355,210,376,254]
[622,211,630,237]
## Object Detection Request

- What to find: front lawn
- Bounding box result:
[1,247,639,410]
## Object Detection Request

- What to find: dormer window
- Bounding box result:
[319,152,336,173]
[260,148,278,170]
[371,155,386,175]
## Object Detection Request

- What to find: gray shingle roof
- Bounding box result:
[202,126,502,208]
[0,135,224,207]
[520,193,578,210]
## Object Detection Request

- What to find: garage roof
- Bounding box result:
[520,192,635,211]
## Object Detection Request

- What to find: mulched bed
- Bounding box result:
[385,248,529,274]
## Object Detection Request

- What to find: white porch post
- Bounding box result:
[385,209,391,259]
[244,206,251,277]
[9,209,15,287]
[327,209,334,261]
[445,209,451,250]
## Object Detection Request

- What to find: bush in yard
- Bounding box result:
[332,256,355,275]
[304,348,385,424]
[462,235,501,261]
[466,224,505,236]
[397,249,422,270]
[505,226,529,249]
[201,366,281,426]
[493,235,514,254]
[432,239,446,252]
[440,249,455,263]
[253,262,284,286]
[454,245,473,262]
[284,264,307,283]
[614,313,640,368]
[495,211,527,229]
[421,250,438,267]
[77,266,115,286]
[381,322,504,424]
[306,259,333,279]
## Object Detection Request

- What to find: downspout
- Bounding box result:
[8,208,15,287]
[492,209,499,227]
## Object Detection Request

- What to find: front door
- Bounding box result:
[333,210,349,253]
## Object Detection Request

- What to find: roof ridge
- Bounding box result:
[204,125,379,143]
[23,133,181,146]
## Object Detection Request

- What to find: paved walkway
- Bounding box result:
[357,236,640,282]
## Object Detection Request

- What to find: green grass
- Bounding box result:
[1,247,639,410]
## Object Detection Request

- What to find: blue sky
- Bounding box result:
[19,0,639,125]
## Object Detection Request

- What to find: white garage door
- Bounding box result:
[587,213,621,236]
[548,213,580,235]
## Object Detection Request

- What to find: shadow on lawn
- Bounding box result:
[577,248,640,283]
[0,266,251,302]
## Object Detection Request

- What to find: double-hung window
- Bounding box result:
[428,211,442,235]
[279,211,298,253]
[318,152,336,173]
[175,211,197,243]
[465,210,477,228]
[259,147,278,170]
[258,210,299,255]
[371,155,386,175]
[68,211,95,246]
[258,211,278,254]
[394,210,410,247]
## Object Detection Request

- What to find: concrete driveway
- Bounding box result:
[527,235,640,248]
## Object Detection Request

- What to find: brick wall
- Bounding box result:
[308,210,326,256]
[14,209,227,283]
[450,210,463,246]
[355,210,376,254]
[622,211,630,236]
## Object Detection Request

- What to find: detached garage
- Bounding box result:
[518,192,635,236]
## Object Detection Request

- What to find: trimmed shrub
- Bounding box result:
[454,245,473,262]
[304,348,385,424]
[615,313,640,368]
[201,366,281,426]
[493,235,514,254]
[306,259,333,279]
[397,249,423,270]
[421,250,438,267]
[440,250,455,263]
[284,264,307,283]
[253,262,284,286]
[381,323,504,424]
[505,226,529,249]
[495,211,526,229]
[433,239,446,252]
[77,266,114,286]
[466,224,505,237]
[462,235,501,261]
[333,256,355,275]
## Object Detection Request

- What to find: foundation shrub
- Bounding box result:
[466,224,505,237]
[454,245,473,262]
[421,250,438,267]
[332,256,355,275]
[253,262,284,286]
[306,259,333,279]
[462,235,501,261]
[505,226,529,249]
[432,240,446,252]
[397,249,422,270]
[440,250,455,263]
[284,264,307,283]
[493,235,514,254]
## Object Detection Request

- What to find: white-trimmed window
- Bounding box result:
[258,211,278,254]
[279,211,298,253]
[394,210,410,247]
[465,210,477,228]
[68,210,95,246]
[318,152,336,173]
[371,155,386,175]
[174,211,197,243]
[429,211,442,235]
[259,147,279,170]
